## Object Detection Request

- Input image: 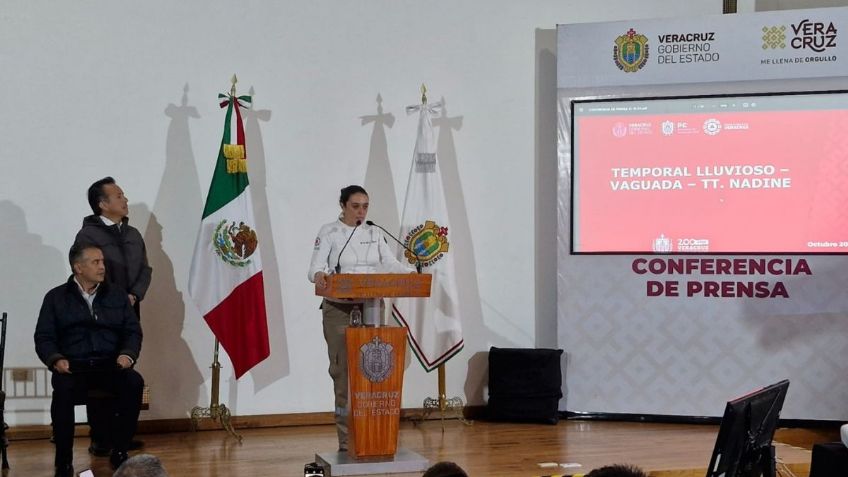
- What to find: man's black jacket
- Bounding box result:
[75,214,152,301]
[34,276,142,369]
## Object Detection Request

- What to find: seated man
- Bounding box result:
[35,243,143,477]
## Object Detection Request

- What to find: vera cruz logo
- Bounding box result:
[790,19,836,51]
[404,220,449,268]
[762,25,787,49]
[614,28,649,72]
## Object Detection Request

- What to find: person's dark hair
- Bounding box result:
[585,464,648,477]
[422,461,468,477]
[87,176,116,215]
[69,242,100,269]
[113,454,169,477]
[339,185,368,206]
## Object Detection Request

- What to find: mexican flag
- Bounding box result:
[391,98,464,372]
[188,91,270,379]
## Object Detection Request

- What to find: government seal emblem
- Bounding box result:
[403,220,449,268]
[213,220,258,267]
[359,336,394,383]
[614,28,649,72]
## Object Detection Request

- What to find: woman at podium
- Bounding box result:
[308,184,413,452]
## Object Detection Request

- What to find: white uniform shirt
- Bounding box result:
[308,220,413,300]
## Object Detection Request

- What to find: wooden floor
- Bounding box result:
[4,419,821,477]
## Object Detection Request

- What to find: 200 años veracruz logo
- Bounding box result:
[614,28,649,72]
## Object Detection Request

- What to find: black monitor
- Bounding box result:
[706,380,790,477]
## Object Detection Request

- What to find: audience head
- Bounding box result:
[113,454,169,477]
[585,463,648,477]
[422,461,468,477]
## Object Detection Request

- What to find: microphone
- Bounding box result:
[335,219,361,274]
[366,220,423,273]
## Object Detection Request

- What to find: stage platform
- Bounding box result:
[3,419,818,476]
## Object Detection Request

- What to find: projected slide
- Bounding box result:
[571,92,848,254]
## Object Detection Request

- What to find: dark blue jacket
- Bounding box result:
[34,276,142,368]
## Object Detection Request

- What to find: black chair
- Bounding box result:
[0,311,10,472]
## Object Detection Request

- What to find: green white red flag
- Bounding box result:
[189,91,270,378]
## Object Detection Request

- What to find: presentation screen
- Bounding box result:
[571,91,848,254]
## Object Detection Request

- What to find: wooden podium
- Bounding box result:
[316,273,432,459]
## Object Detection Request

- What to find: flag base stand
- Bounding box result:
[420,364,471,431]
[190,339,243,442]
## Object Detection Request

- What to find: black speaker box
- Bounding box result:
[810,442,848,477]
[486,347,563,424]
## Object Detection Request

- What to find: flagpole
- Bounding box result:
[422,363,469,430]
[190,338,243,441]
[413,83,469,430]
[188,73,246,443]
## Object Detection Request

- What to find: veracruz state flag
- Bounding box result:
[391,98,464,372]
[189,91,270,378]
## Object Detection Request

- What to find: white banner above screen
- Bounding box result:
[558,7,848,89]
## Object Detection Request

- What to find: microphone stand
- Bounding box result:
[335,220,361,274]
[365,220,422,273]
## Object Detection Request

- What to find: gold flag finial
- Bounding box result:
[230,74,238,96]
[421,83,427,104]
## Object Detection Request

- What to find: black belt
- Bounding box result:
[68,357,116,372]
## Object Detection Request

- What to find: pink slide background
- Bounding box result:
[574,110,848,253]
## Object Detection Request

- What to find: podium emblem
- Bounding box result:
[359,336,394,383]
[213,219,258,267]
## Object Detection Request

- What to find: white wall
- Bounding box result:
[0,0,720,425]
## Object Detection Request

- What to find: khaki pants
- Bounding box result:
[321,300,354,450]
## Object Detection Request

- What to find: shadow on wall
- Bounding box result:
[534,29,558,350]
[133,83,208,418]
[362,93,400,235]
[535,29,568,411]
[239,86,290,394]
[0,200,66,379]
[134,205,206,419]
[429,97,492,406]
[464,351,489,406]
